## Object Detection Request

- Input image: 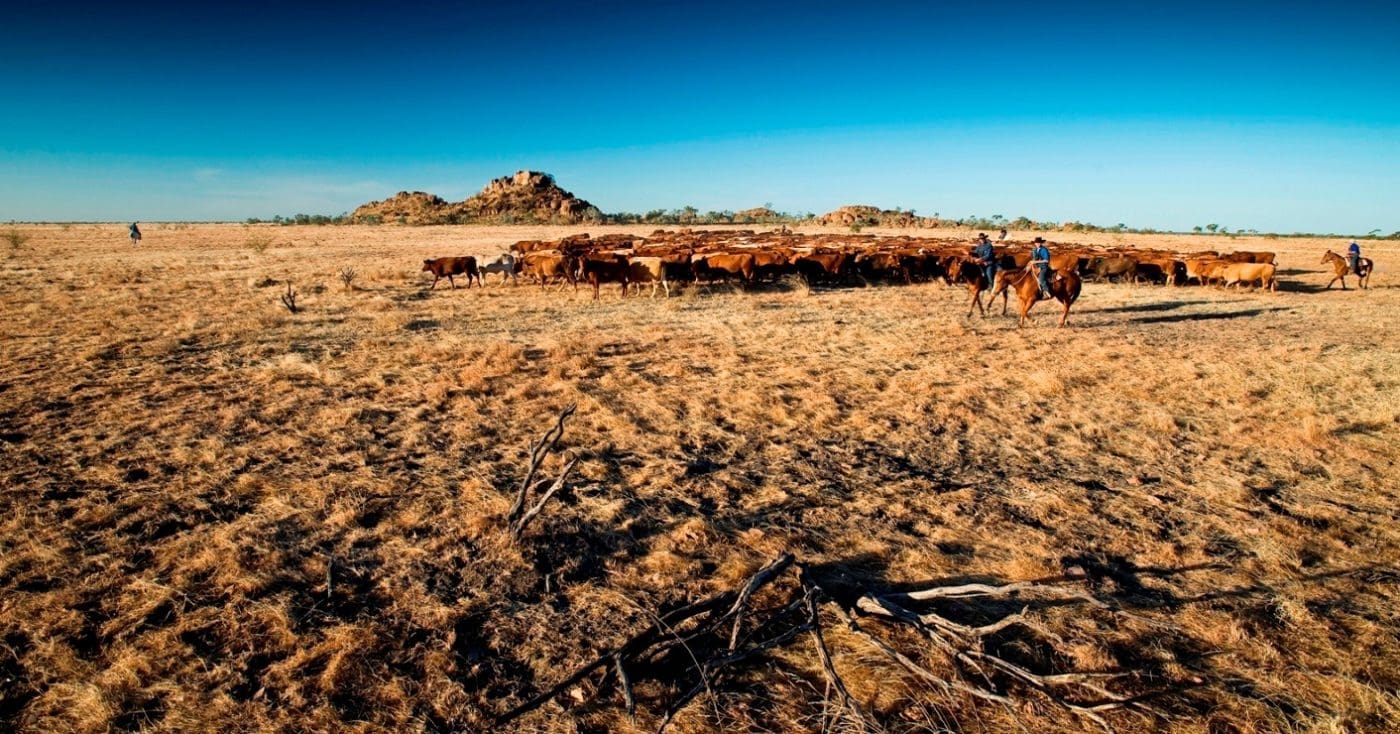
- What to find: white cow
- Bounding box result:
[479,253,518,285]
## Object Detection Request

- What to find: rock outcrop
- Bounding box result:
[817,205,937,229]
[350,191,451,225]
[351,171,598,224]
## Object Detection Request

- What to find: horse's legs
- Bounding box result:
[1059,298,1071,327]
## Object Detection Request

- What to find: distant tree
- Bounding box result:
[1205,224,1218,233]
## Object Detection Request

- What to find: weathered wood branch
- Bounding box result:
[511,457,576,539]
[508,403,576,524]
[496,553,1185,733]
[496,553,796,728]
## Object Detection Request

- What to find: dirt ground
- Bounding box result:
[2,223,1399,733]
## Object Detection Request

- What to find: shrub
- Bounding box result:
[3,229,30,251]
[246,235,274,254]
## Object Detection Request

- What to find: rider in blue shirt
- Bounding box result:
[1348,241,1362,275]
[1030,237,1052,296]
[972,232,996,285]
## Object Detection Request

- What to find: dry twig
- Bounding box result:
[280,281,299,313]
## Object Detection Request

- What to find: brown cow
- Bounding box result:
[1220,262,1277,291]
[579,254,630,300]
[794,252,849,285]
[1183,257,1222,285]
[1092,256,1137,283]
[1225,251,1276,265]
[1134,257,1183,286]
[521,251,575,288]
[626,256,670,298]
[694,253,755,284]
[854,252,910,284]
[750,249,793,281]
[422,256,479,289]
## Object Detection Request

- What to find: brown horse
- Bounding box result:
[991,266,1083,327]
[951,259,994,317]
[1321,250,1372,290]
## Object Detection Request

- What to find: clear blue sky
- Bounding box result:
[3,0,1397,233]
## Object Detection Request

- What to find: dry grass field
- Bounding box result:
[3,223,1399,733]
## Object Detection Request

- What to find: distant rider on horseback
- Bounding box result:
[1030,237,1052,297]
[972,232,997,286]
[1348,240,1362,275]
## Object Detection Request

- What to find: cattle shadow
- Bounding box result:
[1275,280,1329,294]
[1129,306,1291,324]
[1089,300,1211,314]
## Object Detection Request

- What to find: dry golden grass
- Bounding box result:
[2,223,1400,733]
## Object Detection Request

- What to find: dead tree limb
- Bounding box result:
[508,403,576,522]
[506,403,576,536]
[805,588,880,732]
[496,553,795,728]
[496,553,1187,733]
[511,458,577,540]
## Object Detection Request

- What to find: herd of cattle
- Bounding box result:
[422,229,1284,295]
[415,230,1292,328]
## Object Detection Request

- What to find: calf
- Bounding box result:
[479,253,517,285]
[422,256,479,289]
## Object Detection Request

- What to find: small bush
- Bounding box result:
[247,235,274,254]
[339,267,357,290]
[849,224,863,233]
[4,229,30,251]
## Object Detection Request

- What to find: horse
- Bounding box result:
[991,265,1083,327]
[1321,250,1372,290]
[950,258,995,317]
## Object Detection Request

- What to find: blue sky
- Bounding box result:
[2,0,1397,232]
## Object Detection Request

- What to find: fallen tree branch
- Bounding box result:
[511,458,576,540]
[496,553,795,728]
[508,403,576,524]
[495,553,1189,733]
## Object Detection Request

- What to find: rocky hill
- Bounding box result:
[349,191,451,225]
[351,171,598,225]
[817,205,937,229]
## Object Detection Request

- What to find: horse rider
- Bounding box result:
[129,222,142,246]
[1030,237,1052,297]
[1348,240,1362,275]
[972,232,997,285]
